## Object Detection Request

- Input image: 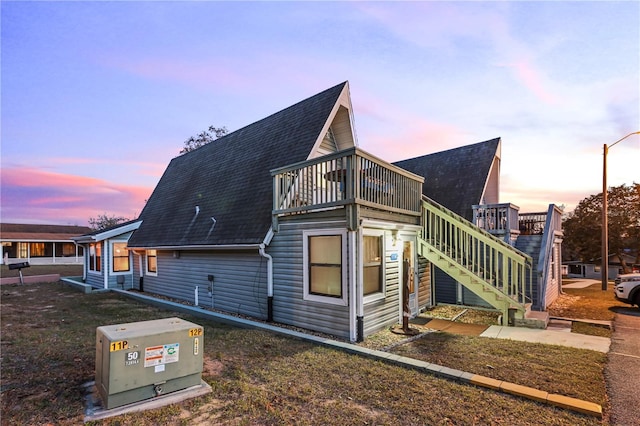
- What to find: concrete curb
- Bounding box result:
[64,283,603,419]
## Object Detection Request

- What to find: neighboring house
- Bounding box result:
[71,220,141,290]
[1,223,91,265]
[565,253,639,280]
[72,81,561,341]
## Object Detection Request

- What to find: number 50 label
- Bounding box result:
[125,351,140,366]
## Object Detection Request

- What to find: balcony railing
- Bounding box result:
[272,147,424,217]
[518,212,548,235]
[472,203,520,235]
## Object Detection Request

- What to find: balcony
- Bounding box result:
[472,203,520,242]
[473,203,562,241]
[272,147,424,222]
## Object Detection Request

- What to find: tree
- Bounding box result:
[179,125,228,154]
[88,214,130,231]
[563,183,640,273]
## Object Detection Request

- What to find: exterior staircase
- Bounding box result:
[418,197,545,327]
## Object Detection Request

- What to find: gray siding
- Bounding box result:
[434,269,456,304]
[516,235,543,309]
[86,271,104,289]
[417,256,431,309]
[142,250,269,320]
[269,214,351,338]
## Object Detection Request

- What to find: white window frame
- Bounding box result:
[363,229,386,303]
[88,242,102,275]
[146,249,158,276]
[303,228,348,306]
[110,241,131,274]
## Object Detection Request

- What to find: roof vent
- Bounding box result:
[206,217,217,239]
[195,206,200,215]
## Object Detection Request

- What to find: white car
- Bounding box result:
[614,273,640,308]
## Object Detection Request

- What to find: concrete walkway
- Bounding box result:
[562,278,601,289]
[605,307,640,426]
[480,324,611,353]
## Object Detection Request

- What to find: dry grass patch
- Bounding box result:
[1,282,605,425]
[549,282,626,321]
[391,332,607,406]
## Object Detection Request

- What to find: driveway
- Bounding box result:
[605,306,640,425]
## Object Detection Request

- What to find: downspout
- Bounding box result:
[260,228,275,322]
[353,229,363,342]
[259,245,273,322]
[133,250,144,291]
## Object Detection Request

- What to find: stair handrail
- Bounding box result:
[536,204,563,309]
[421,196,533,305]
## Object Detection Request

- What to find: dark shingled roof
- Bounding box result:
[128,82,348,248]
[393,138,500,220]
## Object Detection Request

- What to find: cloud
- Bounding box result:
[352,88,466,162]
[0,166,152,226]
[496,60,561,106]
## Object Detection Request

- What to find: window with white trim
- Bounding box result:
[146,250,157,276]
[303,229,347,306]
[111,242,130,273]
[89,243,101,273]
[363,233,383,296]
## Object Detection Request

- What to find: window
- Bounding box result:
[303,229,347,306]
[112,242,130,273]
[363,234,383,295]
[29,243,46,257]
[89,243,101,273]
[18,242,28,258]
[146,250,157,276]
[309,235,342,297]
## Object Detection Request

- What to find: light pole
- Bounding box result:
[602,131,640,290]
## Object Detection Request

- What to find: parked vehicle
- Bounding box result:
[614,273,640,308]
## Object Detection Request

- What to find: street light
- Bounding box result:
[602,131,640,290]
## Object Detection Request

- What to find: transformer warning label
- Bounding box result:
[144,343,180,368]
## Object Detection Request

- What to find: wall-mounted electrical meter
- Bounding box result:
[95,317,204,409]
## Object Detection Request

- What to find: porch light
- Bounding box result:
[601,131,640,290]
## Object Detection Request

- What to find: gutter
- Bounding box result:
[125,244,263,251]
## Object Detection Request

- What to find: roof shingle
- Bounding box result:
[128,82,348,247]
[394,138,500,220]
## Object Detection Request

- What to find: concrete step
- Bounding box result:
[514,310,549,329]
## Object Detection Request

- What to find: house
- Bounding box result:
[1,223,92,265]
[565,253,639,280]
[72,81,561,341]
[71,220,141,290]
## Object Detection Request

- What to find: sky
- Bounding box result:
[1,1,639,227]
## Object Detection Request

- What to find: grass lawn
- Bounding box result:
[0,281,608,425]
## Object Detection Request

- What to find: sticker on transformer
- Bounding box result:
[144,343,180,368]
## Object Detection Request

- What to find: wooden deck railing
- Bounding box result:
[472,203,520,234]
[271,147,424,217]
[518,212,549,235]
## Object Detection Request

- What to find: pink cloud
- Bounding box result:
[353,89,465,161]
[101,54,254,92]
[0,167,152,226]
[500,60,561,105]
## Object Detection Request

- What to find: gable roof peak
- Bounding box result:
[129,81,350,248]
